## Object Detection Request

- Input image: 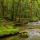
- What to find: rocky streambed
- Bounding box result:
[0,21,40,40]
[0,29,40,40]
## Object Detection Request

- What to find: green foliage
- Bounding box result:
[0,0,40,23]
[30,16,39,22]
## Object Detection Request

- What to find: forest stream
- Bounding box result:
[0,21,40,40]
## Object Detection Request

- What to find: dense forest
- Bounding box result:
[0,0,40,25]
[0,0,40,40]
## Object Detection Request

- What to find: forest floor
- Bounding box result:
[0,19,40,40]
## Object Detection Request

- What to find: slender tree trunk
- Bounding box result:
[1,0,4,18]
[36,0,39,17]
[18,0,22,23]
[11,0,14,21]
[29,0,32,17]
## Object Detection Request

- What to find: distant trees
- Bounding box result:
[29,0,39,21]
[0,0,40,25]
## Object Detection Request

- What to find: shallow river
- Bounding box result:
[0,29,40,40]
[0,21,40,40]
